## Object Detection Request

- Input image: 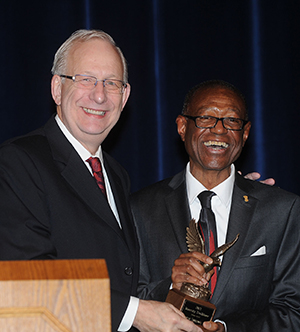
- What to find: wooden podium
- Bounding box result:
[0,259,110,331]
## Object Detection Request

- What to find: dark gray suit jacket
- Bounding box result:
[0,115,139,332]
[131,170,300,331]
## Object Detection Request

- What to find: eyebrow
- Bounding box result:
[79,72,119,79]
[196,107,242,114]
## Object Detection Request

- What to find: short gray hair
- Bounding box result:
[51,29,128,82]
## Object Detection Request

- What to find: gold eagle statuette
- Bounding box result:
[186,219,239,273]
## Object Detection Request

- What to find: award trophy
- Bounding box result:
[166,219,239,326]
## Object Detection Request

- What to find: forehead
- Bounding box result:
[66,39,123,76]
[189,87,246,118]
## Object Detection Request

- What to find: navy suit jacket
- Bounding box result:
[0,115,139,332]
[131,170,300,331]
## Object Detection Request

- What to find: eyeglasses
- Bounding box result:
[184,115,248,131]
[60,74,127,93]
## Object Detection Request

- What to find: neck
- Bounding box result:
[81,142,101,156]
[190,165,232,190]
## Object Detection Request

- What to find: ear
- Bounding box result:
[121,83,131,110]
[51,75,62,106]
[176,115,187,142]
[242,121,251,146]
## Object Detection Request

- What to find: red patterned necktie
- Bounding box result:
[198,190,218,294]
[86,157,107,198]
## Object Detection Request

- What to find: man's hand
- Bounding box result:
[171,252,214,290]
[202,321,225,332]
[242,171,275,186]
[133,300,203,332]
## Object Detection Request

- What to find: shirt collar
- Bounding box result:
[186,162,235,208]
[55,114,103,163]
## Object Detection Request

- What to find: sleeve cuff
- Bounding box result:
[118,296,139,331]
[214,319,227,332]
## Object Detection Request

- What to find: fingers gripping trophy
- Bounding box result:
[166,218,239,326]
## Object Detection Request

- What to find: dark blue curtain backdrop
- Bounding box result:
[1,0,300,194]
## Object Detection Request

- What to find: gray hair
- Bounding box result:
[51,29,128,82]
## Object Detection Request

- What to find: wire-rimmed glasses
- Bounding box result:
[60,74,127,94]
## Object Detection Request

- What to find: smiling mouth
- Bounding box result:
[204,140,229,148]
[83,107,106,116]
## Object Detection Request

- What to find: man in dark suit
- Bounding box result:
[0,30,202,332]
[131,80,300,332]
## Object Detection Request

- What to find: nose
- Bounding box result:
[210,118,228,134]
[90,80,107,103]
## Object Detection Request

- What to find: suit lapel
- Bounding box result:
[165,171,191,253]
[44,117,124,238]
[212,174,258,304]
[104,158,138,255]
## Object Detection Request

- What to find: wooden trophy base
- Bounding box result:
[166,288,216,326]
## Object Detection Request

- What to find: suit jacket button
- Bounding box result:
[124,267,133,276]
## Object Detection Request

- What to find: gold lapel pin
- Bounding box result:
[243,195,249,202]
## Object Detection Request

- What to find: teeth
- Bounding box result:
[83,107,106,116]
[204,141,229,148]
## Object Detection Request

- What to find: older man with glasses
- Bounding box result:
[131,79,300,332]
[0,29,203,332]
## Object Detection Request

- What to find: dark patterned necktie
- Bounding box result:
[86,157,107,198]
[198,190,218,294]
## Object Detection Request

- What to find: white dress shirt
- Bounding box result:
[55,115,138,331]
[185,162,235,332]
[186,162,235,248]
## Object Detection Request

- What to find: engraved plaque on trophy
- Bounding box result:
[166,219,239,326]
